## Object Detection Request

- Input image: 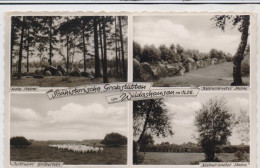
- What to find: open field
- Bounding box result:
[11,141,127,165]
[154,62,250,87]
[11,76,126,87]
[140,152,249,165]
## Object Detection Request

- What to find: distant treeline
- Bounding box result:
[140,143,249,153]
[133,41,236,64]
[11,16,128,82]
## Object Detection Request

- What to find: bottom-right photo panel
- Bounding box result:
[133,92,250,165]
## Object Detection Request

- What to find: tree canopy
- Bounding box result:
[133,99,174,144]
[10,136,31,148]
[194,97,233,161]
[100,132,127,147]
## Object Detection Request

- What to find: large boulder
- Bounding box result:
[57,65,66,75]
[185,57,195,63]
[157,63,168,77]
[44,70,52,76]
[139,62,156,81]
[166,64,179,77]
[196,61,202,68]
[133,58,141,80]
[211,58,218,65]
[33,75,44,78]
[35,69,43,76]
[55,70,62,76]
[69,70,81,77]
[186,62,198,72]
[81,71,94,79]
[44,66,57,75]
[73,67,81,74]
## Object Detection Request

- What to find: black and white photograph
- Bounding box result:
[133,15,250,87]
[133,93,250,165]
[10,15,128,87]
[10,93,127,165]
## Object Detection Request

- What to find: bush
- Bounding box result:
[10,136,31,148]
[233,150,249,162]
[100,132,127,147]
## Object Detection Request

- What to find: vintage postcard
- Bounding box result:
[3,11,257,168]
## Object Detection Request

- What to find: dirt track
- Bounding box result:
[153,62,250,87]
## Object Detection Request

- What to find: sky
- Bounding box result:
[10,93,127,141]
[134,92,250,145]
[134,15,244,55]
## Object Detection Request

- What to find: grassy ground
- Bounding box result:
[153,62,250,87]
[11,76,126,87]
[140,152,249,165]
[10,141,127,165]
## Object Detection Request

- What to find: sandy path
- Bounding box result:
[154,62,249,87]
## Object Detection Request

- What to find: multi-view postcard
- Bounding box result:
[3,11,257,168]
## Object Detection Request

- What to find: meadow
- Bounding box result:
[11,76,125,87]
[154,62,250,87]
[140,152,249,165]
[10,141,127,165]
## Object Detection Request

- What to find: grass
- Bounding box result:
[139,152,249,165]
[11,76,126,87]
[10,141,127,165]
[152,62,250,87]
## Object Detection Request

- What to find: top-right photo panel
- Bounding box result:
[133,15,250,87]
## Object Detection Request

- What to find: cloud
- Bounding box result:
[11,107,43,122]
[11,102,127,140]
[134,17,240,54]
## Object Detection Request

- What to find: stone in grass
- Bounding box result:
[44,70,52,76]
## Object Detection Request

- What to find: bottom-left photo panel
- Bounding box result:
[9,93,128,165]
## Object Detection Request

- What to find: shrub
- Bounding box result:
[100,132,127,147]
[233,150,249,162]
[10,136,31,148]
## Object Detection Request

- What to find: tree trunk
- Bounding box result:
[118,41,122,77]
[82,19,86,71]
[115,17,119,75]
[98,17,104,67]
[102,17,108,83]
[17,16,25,79]
[119,17,126,79]
[138,103,153,144]
[66,33,69,72]
[231,16,250,86]
[94,17,101,78]
[10,19,15,76]
[26,25,30,73]
[49,17,53,66]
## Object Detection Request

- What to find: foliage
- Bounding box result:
[11,16,128,82]
[209,49,226,60]
[233,150,249,162]
[133,41,142,60]
[133,99,174,142]
[211,15,250,85]
[140,45,160,63]
[234,109,250,144]
[10,136,31,148]
[100,132,127,147]
[194,97,233,161]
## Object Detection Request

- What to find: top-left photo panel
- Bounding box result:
[9,15,128,87]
